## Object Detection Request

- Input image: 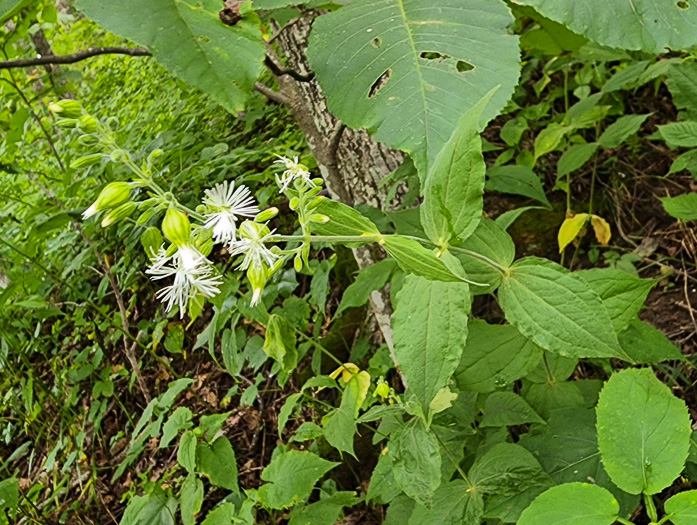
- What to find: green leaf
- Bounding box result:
[480,392,544,427]
[577,268,654,332]
[665,490,697,525]
[598,114,650,149]
[518,483,619,525]
[498,257,626,360]
[196,436,239,492]
[77,0,265,112]
[258,450,338,509]
[278,392,302,437]
[452,218,515,294]
[307,0,521,173]
[336,259,396,316]
[311,198,380,238]
[393,275,470,410]
[128,489,178,525]
[602,61,651,93]
[160,407,193,448]
[534,123,572,160]
[596,368,692,495]
[661,193,697,221]
[407,480,483,525]
[0,0,32,23]
[0,478,19,518]
[470,443,551,495]
[288,492,357,525]
[180,475,203,525]
[389,418,441,506]
[263,314,297,372]
[164,324,185,354]
[201,503,234,525]
[667,62,697,121]
[382,235,466,283]
[177,431,197,474]
[384,495,416,525]
[323,371,370,455]
[618,319,685,364]
[367,453,402,504]
[519,0,697,53]
[421,92,492,245]
[455,320,542,392]
[495,206,547,230]
[658,122,697,148]
[486,165,551,207]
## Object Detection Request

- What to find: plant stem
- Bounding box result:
[432,427,474,489]
[616,518,635,525]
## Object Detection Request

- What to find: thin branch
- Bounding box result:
[0,46,151,69]
[254,81,290,106]
[328,121,346,160]
[264,54,314,82]
[25,172,151,403]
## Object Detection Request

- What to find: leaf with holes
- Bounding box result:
[77,0,265,112]
[520,0,697,54]
[307,0,520,174]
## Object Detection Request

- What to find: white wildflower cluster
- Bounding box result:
[273,155,315,192]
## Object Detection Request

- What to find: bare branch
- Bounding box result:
[254,81,290,106]
[0,47,151,70]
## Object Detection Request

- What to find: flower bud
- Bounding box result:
[70,153,103,170]
[310,214,330,224]
[48,99,82,118]
[76,115,98,134]
[306,197,323,210]
[255,207,279,222]
[82,182,131,219]
[147,149,164,166]
[247,264,270,306]
[293,254,303,272]
[312,177,323,186]
[289,197,299,210]
[110,149,128,163]
[375,381,390,399]
[162,208,191,247]
[101,202,136,227]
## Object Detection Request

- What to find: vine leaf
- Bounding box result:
[307,0,520,175]
[519,0,697,54]
[77,0,265,112]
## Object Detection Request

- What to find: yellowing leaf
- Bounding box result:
[591,215,612,246]
[558,213,590,253]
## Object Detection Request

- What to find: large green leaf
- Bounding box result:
[498,258,627,360]
[480,392,544,427]
[0,0,32,23]
[196,436,239,492]
[596,368,692,495]
[662,193,697,221]
[382,235,468,283]
[393,275,470,410]
[407,480,483,525]
[665,490,697,525]
[518,483,619,525]
[520,0,697,54]
[307,0,520,174]
[455,320,542,392]
[77,0,265,112]
[469,443,551,496]
[618,319,685,364]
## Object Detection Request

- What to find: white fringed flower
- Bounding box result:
[202,181,259,243]
[273,155,315,193]
[146,245,222,318]
[227,221,279,272]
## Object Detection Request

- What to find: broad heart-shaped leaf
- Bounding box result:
[322,371,370,456]
[258,450,338,509]
[393,275,470,411]
[665,490,697,525]
[518,483,619,525]
[596,368,692,495]
[388,418,442,506]
[196,436,239,492]
[307,0,521,174]
[455,320,542,392]
[421,91,491,245]
[452,218,515,295]
[661,193,697,221]
[577,268,654,332]
[407,480,483,525]
[77,0,265,113]
[498,257,627,360]
[520,0,697,54]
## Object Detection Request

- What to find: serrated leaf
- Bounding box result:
[421,92,492,245]
[470,443,551,495]
[596,368,692,495]
[452,218,515,295]
[665,490,697,525]
[667,62,697,121]
[288,492,358,525]
[389,418,441,506]
[393,275,470,410]
[518,483,619,525]
[160,406,193,448]
[661,193,697,221]
[520,0,697,53]
[455,320,542,393]
[558,213,590,253]
[201,502,234,525]
[618,319,685,364]
[196,436,239,492]
[77,0,265,112]
[658,121,697,148]
[258,450,338,509]
[407,480,483,525]
[480,392,544,427]
[382,235,465,283]
[499,257,626,360]
[486,165,551,207]
[307,0,520,174]
[598,114,650,149]
[336,259,396,316]
[367,453,402,504]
